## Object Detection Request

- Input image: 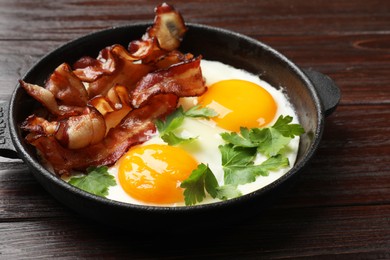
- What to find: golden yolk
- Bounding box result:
[198,79,277,132]
[118,144,198,204]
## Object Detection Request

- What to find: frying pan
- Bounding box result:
[0,23,340,231]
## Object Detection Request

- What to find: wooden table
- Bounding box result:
[1,0,389,258]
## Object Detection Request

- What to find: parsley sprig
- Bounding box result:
[68,166,116,197]
[180,163,242,206]
[181,115,304,206]
[220,115,305,156]
[220,145,289,185]
[155,105,218,145]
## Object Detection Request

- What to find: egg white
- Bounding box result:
[106,59,300,206]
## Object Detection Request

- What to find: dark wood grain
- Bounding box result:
[0,0,389,258]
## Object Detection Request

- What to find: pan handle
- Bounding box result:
[0,101,19,159]
[303,69,341,117]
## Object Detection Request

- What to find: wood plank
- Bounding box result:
[0,162,73,220]
[0,40,64,100]
[0,0,389,41]
[0,205,389,259]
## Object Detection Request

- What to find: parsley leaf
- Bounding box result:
[160,132,197,146]
[220,129,257,147]
[183,105,218,118]
[181,163,213,206]
[214,185,242,200]
[219,144,257,185]
[68,166,116,197]
[250,127,291,157]
[219,115,303,186]
[156,106,217,146]
[273,115,305,138]
[219,144,288,185]
[155,107,185,136]
[256,154,290,176]
[180,163,240,206]
[221,115,304,157]
[243,154,289,179]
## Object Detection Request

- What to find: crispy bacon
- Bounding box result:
[27,94,178,175]
[78,45,153,98]
[20,80,85,118]
[89,85,132,133]
[20,63,88,118]
[45,63,89,107]
[20,3,207,175]
[21,115,58,136]
[73,47,117,82]
[20,81,61,115]
[154,50,194,70]
[131,56,206,108]
[128,3,187,62]
[151,3,187,51]
[54,107,106,149]
[22,107,106,150]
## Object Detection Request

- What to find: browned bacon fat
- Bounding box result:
[20,3,206,175]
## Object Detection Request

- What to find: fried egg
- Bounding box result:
[106,59,300,206]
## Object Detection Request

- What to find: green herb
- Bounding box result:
[180,163,241,206]
[180,115,304,205]
[213,184,242,201]
[184,105,218,118]
[273,115,305,138]
[219,115,304,185]
[155,107,185,136]
[219,144,289,185]
[156,106,217,145]
[220,145,289,185]
[160,132,197,146]
[68,166,116,197]
[221,115,305,157]
[219,144,257,185]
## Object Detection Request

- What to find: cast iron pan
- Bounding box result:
[0,23,340,232]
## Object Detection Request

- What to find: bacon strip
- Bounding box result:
[151,3,187,51]
[22,107,106,150]
[20,80,85,118]
[128,3,187,62]
[45,63,89,107]
[20,81,61,115]
[81,45,153,98]
[73,47,117,82]
[27,94,178,175]
[153,50,194,70]
[89,85,132,133]
[131,56,206,108]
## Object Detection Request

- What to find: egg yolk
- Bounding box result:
[118,144,198,204]
[198,79,277,132]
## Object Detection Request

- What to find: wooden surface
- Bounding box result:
[1,0,389,258]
